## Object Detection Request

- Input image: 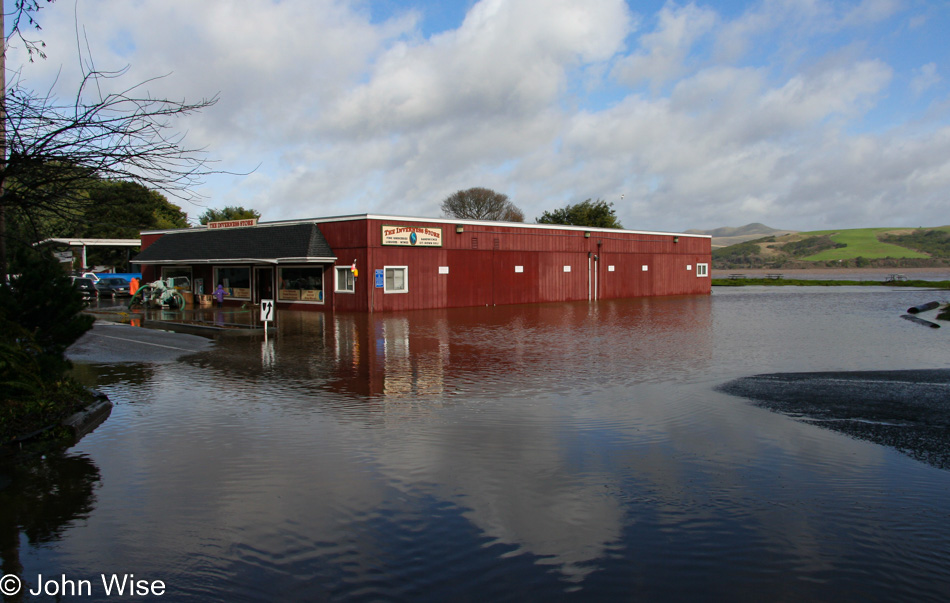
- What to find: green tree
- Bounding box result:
[198,206,262,225]
[5,179,189,270]
[536,199,623,228]
[440,187,524,222]
[78,181,188,268]
[81,181,188,235]
[0,246,92,381]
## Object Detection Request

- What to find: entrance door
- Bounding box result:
[255,267,274,303]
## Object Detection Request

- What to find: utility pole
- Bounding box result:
[1,4,7,283]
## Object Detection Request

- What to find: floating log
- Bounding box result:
[907,301,940,314]
[901,314,940,328]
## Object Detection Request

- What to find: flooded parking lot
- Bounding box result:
[3,286,950,601]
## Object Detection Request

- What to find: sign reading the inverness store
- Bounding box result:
[208,218,258,229]
[382,225,442,247]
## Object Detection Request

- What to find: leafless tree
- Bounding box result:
[1,0,220,277]
[440,187,524,222]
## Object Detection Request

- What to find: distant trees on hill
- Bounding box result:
[712,229,950,269]
[882,230,950,258]
[781,235,847,257]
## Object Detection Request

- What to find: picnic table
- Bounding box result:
[765,273,784,280]
[728,274,747,280]
[885,273,907,282]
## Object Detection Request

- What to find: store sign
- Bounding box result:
[208,218,258,229]
[381,225,442,247]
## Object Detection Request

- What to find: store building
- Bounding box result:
[133,214,711,312]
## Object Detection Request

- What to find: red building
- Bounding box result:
[134,214,711,312]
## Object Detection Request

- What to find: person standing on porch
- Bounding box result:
[215,282,226,308]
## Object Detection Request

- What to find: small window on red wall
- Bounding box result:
[384,266,408,293]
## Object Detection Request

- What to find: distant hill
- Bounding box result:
[686,223,796,248]
[711,226,950,269]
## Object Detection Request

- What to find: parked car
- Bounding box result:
[95,277,131,298]
[71,276,99,298]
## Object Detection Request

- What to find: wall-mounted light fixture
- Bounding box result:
[673,236,679,243]
[456,225,464,234]
[584,232,591,238]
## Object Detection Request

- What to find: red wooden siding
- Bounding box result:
[314,218,711,312]
[137,217,710,313]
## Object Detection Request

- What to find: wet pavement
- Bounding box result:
[719,369,950,469]
[67,323,214,363]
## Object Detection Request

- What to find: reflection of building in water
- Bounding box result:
[315,295,713,400]
[325,314,447,399]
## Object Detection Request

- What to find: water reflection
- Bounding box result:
[189,297,715,402]
[0,454,101,602]
[9,290,950,600]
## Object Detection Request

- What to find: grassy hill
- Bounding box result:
[686,223,795,248]
[712,226,950,269]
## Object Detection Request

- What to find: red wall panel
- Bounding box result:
[140,218,710,313]
[313,218,711,312]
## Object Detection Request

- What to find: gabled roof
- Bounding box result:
[133,223,336,264]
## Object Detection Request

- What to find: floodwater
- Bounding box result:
[3,286,950,601]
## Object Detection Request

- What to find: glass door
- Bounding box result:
[254,267,274,303]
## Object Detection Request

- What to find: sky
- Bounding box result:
[5,0,950,232]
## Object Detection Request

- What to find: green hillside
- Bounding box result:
[711,226,950,269]
[801,228,930,261]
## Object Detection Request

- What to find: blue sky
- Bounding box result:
[6,0,950,232]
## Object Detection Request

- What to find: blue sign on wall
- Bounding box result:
[375,269,384,288]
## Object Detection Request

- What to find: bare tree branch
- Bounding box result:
[2,70,220,228]
[5,0,53,62]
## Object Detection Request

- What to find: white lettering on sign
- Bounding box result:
[208,218,258,229]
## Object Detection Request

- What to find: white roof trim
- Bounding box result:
[35,238,141,247]
[141,214,710,239]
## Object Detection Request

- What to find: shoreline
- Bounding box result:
[712,267,950,280]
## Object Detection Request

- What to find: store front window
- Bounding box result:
[279,266,324,303]
[160,266,193,291]
[214,267,251,299]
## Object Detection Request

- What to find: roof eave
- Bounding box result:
[134,257,337,265]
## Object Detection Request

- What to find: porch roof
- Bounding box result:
[133,223,336,265]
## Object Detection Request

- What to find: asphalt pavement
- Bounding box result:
[67,322,215,363]
[719,369,950,469]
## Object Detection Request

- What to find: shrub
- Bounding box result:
[0,248,95,443]
[0,247,94,380]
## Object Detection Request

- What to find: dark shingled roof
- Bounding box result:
[134,223,335,264]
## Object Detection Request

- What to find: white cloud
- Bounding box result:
[911,62,941,96]
[613,3,718,89]
[5,0,949,231]
[841,0,903,26]
[320,0,631,135]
